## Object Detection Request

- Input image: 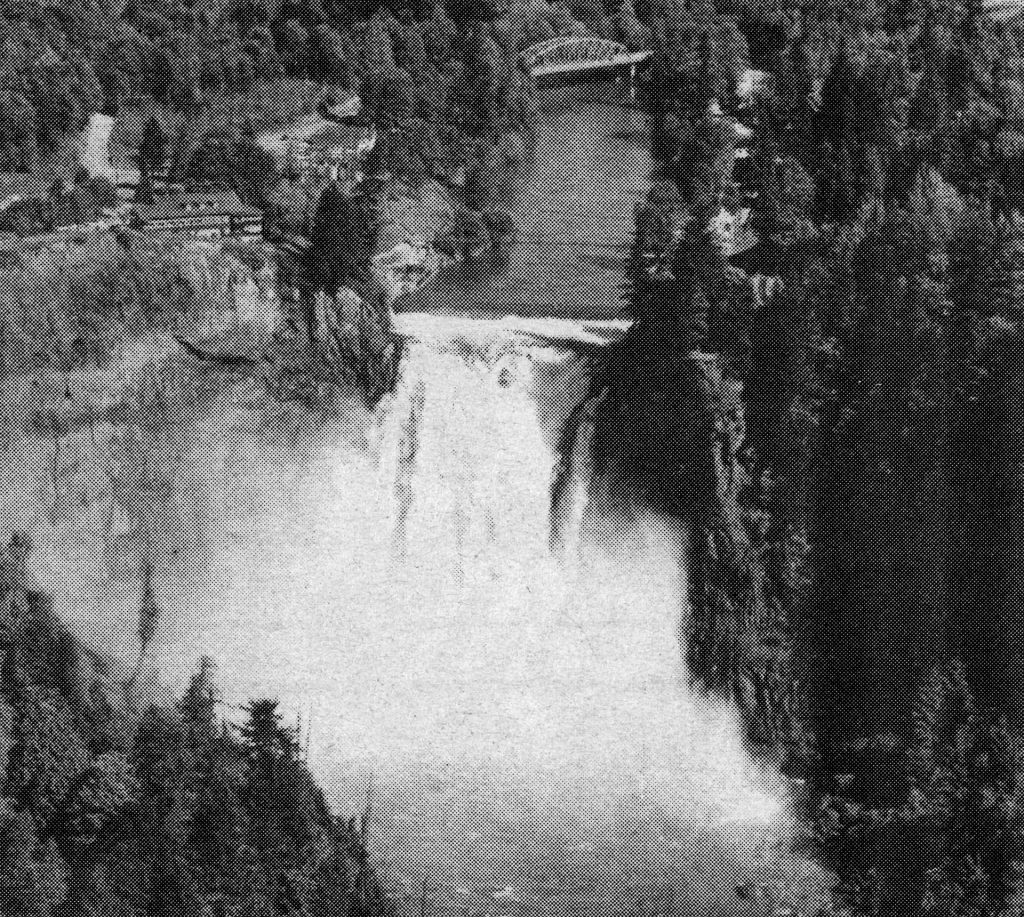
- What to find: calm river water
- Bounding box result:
[401,85,651,319]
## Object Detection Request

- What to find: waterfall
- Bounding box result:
[14,315,819,913]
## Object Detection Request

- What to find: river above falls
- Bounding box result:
[399,85,651,320]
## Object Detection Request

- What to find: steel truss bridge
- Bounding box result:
[520,36,652,81]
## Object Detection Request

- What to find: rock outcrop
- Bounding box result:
[273,242,402,407]
[312,286,402,402]
[174,240,280,345]
[592,323,801,752]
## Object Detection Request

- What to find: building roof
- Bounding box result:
[306,123,375,155]
[135,190,263,223]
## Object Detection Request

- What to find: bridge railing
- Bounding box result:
[521,36,629,70]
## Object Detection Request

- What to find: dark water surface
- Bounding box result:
[400,85,651,320]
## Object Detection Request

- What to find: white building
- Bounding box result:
[735,68,773,109]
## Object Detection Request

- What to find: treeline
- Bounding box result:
[0,0,346,171]
[0,176,120,237]
[603,0,1024,910]
[0,533,391,917]
[0,0,562,220]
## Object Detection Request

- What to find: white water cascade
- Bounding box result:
[16,315,821,914]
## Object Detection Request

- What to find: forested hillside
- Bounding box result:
[596,0,1024,911]
[0,0,552,207]
[0,533,392,917]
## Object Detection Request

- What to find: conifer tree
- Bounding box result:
[906,660,1022,917]
[133,562,160,684]
[177,657,245,900]
[309,181,381,298]
[138,117,169,179]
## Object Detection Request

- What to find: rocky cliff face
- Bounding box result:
[592,324,801,753]
[273,245,402,407]
[311,287,402,402]
[174,240,280,345]
[0,234,303,633]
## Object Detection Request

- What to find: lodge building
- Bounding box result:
[132,190,263,240]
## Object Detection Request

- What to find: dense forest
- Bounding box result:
[596,0,1024,911]
[0,0,551,231]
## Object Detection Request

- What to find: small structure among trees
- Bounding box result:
[133,190,264,240]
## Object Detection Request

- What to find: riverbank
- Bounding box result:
[373,180,454,301]
[374,173,522,310]
[398,85,650,320]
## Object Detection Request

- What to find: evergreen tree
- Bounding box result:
[144,850,204,917]
[0,803,52,917]
[241,699,310,861]
[135,169,156,207]
[308,181,380,296]
[132,562,160,685]
[4,683,90,831]
[138,116,170,179]
[906,660,1022,917]
[0,93,38,172]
